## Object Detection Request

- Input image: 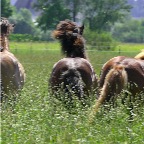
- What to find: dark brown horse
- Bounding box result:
[0,17,25,101]
[49,20,98,107]
[89,54,144,121]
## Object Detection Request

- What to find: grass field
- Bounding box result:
[1,42,144,144]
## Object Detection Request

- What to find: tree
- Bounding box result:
[34,0,71,31]
[34,0,132,32]
[65,0,83,22]
[82,0,132,32]
[9,9,36,34]
[112,18,144,43]
[1,0,13,17]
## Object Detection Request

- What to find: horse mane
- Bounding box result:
[52,19,87,59]
[1,17,14,36]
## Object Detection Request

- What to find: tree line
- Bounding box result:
[2,0,144,49]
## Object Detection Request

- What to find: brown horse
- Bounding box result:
[49,20,98,107]
[0,17,25,101]
[89,54,144,121]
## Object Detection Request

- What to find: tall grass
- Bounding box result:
[1,42,144,144]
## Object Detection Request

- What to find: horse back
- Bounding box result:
[122,58,144,91]
[99,56,144,93]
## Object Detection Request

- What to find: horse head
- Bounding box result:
[53,19,84,39]
[52,20,87,59]
[0,17,15,36]
[0,17,15,51]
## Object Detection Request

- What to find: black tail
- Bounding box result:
[61,69,84,104]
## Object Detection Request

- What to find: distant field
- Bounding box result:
[10,41,61,50]
[115,43,144,51]
[10,41,144,51]
[1,42,144,144]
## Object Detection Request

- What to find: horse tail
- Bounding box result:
[61,69,84,103]
[89,65,128,123]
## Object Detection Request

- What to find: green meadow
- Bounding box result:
[1,42,144,144]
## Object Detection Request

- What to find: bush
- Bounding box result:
[9,32,54,42]
[83,28,116,50]
[112,19,144,43]
[9,34,38,42]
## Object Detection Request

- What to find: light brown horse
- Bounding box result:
[49,20,98,107]
[89,54,144,121]
[0,17,25,101]
[134,49,144,60]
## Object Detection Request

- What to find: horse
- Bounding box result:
[89,54,144,122]
[0,17,26,102]
[49,20,98,107]
[134,49,144,60]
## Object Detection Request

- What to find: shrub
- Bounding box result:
[9,32,54,42]
[9,34,35,42]
[112,19,144,43]
[83,28,116,50]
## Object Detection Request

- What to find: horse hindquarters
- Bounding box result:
[1,54,25,98]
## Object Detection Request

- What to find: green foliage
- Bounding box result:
[18,8,33,23]
[1,0,13,17]
[83,0,131,32]
[37,30,54,41]
[112,19,144,43]
[14,20,35,34]
[34,0,131,32]
[65,0,83,22]
[84,28,116,50]
[35,0,71,31]
[9,9,37,35]
[8,8,57,41]
[9,34,38,42]
[9,31,54,42]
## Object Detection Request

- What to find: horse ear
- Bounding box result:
[12,24,15,28]
[80,24,84,35]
